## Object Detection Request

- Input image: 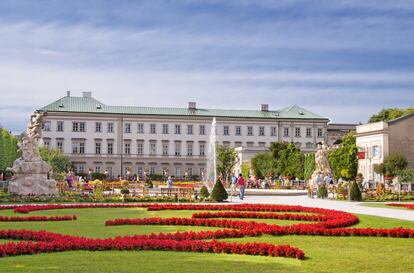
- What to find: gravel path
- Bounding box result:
[228,195,414,221]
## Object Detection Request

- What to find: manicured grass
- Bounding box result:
[359,203,411,210]
[0,206,413,273]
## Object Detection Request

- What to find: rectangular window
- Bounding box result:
[236,126,241,136]
[372,146,380,157]
[137,167,143,177]
[283,127,290,137]
[187,125,193,135]
[175,142,181,156]
[187,168,193,177]
[271,127,277,137]
[57,141,63,152]
[137,123,144,134]
[317,128,323,138]
[162,124,169,134]
[163,143,169,156]
[71,122,86,132]
[187,142,193,156]
[107,143,113,154]
[107,122,114,133]
[150,143,156,155]
[107,166,113,177]
[137,143,143,155]
[72,142,85,154]
[295,127,301,137]
[57,121,64,132]
[259,126,265,136]
[150,124,156,134]
[43,140,50,147]
[306,128,312,137]
[259,142,266,147]
[95,142,101,154]
[150,167,156,175]
[95,166,101,173]
[223,126,229,136]
[199,143,205,156]
[235,141,242,147]
[95,122,102,132]
[247,126,253,136]
[175,124,181,134]
[124,143,131,155]
[199,125,206,135]
[124,123,131,133]
[43,121,51,132]
[175,167,181,177]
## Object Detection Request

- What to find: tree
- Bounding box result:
[199,185,210,198]
[251,153,275,179]
[368,107,414,123]
[278,143,304,179]
[216,144,238,180]
[304,153,315,180]
[0,128,19,172]
[397,169,414,182]
[328,133,358,180]
[382,152,408,177]
[210,180,228,202]
[39,146,72,180]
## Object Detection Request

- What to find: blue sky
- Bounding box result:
[1,0,414,133]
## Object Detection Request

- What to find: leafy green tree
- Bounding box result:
[397,169,414,182]
[39,146,72,180]
[210,180,228,202]
[383,152,408,177]
[328,133,358,180]
[199,185,210,198]
[216,144,238,180]
[251,153,275,179]
[241,162,250,179]
[278,143,304,178]
[304,153,315,180]
[0,128,19,172]
[369,107,414,123]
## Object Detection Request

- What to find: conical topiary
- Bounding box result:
[199,185,210,198]
[317,184,328,199]
[350,181,362,201]
[210,180,228,202]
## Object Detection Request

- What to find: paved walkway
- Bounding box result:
[227,195,414,221]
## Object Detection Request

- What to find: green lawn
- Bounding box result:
[0,207,413,273]
[359,203,412,210]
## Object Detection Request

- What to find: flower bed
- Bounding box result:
[387,203,414,210]
[0,203,413,260]
[0,215,76,222]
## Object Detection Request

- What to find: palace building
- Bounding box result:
[39,91,330,178]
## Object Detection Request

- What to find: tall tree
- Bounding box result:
[0,128,19,172]
[304,153,315,180]
[278,143,304,179]
[327,133,358,180]
[251,153,275,179]
[369,107,414,123]
[39,146,72,180]
[216,144,238,180]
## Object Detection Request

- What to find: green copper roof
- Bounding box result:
[39,95,328,120]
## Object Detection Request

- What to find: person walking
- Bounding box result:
[166,176,173,188]
[237,173,246,200]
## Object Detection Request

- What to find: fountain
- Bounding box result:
[205,117,217,189]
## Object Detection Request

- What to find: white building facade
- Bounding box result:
[40,92,329,178]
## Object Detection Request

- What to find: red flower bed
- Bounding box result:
[1,203,413,260]
[387,203,414,210]
[0,215,76,222]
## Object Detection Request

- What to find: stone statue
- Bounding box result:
[308,142,332,194]
[8,112,57,195]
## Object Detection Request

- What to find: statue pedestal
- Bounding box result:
[8,159,57,196]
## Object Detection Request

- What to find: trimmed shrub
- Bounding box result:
[199,186,210,198]
[210,180,228,202]
[317,184,328,199]
[120,188,130,195]
[350,181,362,201]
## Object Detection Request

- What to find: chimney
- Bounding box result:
[188,102,197,110]
[66,91,71,97]
[82,91,92,98]
[261,104,269,112]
